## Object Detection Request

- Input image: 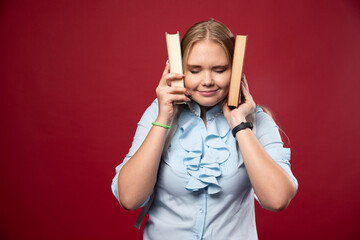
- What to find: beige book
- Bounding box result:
[165,32,184,88]
[228,35,247,108]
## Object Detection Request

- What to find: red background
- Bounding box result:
[1,0,359,239]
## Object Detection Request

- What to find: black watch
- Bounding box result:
[232,122,253,137]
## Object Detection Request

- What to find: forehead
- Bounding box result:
[187,39,229,65]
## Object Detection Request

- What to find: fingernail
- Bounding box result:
[186,90,191,96]
[166,59,169,65]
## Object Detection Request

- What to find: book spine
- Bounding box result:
[165,32,184,88]
[228,35,247,108]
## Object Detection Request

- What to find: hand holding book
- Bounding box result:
[222,74,256,129]
[155,61,190,126]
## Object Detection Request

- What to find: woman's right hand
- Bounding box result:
[155,62,191,125]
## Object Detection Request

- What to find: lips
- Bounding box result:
[198,89,218,96]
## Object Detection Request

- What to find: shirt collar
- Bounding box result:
[188,101,223,121]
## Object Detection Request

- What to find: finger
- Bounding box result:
[222,100,231,116]
[242,74,250,92]
[241,83,256,109]
[164,86,190,96]
[157,86,189,102]
[160,91,191,104]
[162,61,170,77]
[164,73,184,87]
[171,94,191,103]
[159,61,170,86]
[241,82,252,101]
[159,63,171,86]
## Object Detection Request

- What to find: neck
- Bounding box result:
[200,106,210,127]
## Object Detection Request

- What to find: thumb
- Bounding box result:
[222,101,231,118]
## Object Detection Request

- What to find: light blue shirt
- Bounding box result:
[112,99,298,240]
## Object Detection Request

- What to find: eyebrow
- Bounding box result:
[187,64,201,68]
[213,64,230,68]
[187,64,230,68]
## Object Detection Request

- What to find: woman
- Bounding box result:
[112,19,298,239]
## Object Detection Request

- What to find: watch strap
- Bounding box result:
[232,122,253,137]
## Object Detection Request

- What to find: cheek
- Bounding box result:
[184,77,192,90]
[184,75,197,89]
[216,73,231,89]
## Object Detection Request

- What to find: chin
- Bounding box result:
[198,100,221,108]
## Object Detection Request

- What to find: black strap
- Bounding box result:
[232,122,253,137]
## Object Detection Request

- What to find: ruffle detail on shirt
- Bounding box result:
[178,105,230,194]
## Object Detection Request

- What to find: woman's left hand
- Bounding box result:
[223,75,256,129]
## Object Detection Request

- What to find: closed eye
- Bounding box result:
[187,64,202,74]
[189,70,200,74]
[213,65,229,74]
[188,67,201,74]
[213,67,229,74]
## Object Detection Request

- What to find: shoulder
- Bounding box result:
[255,105,277,128]
[146,98,159,114]
[254,105,282,145]
[138,99,159,124]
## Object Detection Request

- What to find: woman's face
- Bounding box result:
[184,39,231,112]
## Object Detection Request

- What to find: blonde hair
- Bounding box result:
[181,19,235,71]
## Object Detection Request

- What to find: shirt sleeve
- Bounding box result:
[255,106,298,191]
[111,99,159,207]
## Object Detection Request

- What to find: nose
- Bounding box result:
[201,71,213,86]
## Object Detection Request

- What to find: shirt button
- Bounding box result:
[199,208,204,213]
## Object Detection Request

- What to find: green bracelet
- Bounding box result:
[152,122,171,129]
